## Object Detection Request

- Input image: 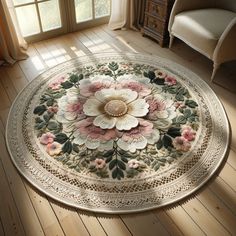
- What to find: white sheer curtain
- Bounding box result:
[0,0,28,65]
[108,0,146,30]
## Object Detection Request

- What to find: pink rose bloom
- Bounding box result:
[46,142,62,156]
[174,102,185,109]
[128,159,140,169]
[40,132,55,145]
[75,117,118,140]
[94,158,106,169]
[165,76,177,85]
[80,81,111,97]
[117,80,151,97]
[49,76,66,90]
[173,136,191,152]
[117,119,160,152]
[48,105,58,113]
[181,126,196,141]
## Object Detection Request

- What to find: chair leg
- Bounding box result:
[211,62,220,82]
[169,34,174,48]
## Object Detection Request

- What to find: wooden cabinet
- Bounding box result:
[142,0,175,47]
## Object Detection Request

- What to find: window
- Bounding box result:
[13,0,111,42]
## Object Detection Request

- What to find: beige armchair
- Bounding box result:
[168,0,236,81]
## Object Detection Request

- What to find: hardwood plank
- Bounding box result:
[78,211,107,236]
[51,203,89,236]
[18,45,46,82]
[219,163,236,191]
[0,132,44,236]
[0,75,11,110]
[197,187,236,235]
[209,177,236,214]
[152,210,183,235]
[165,206,205,236]
[24,183,65,236]
[182,198,231,235]
[5,63,28,93]
[227,149,236,170]
[121,212,169,236]
[96,214,132,236]
[0,69,17,102]
[0,159,25,236]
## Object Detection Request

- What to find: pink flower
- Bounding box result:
[174,102,185,109]
[117,119,160,152]
[48,105,58,113]
[128,159,140,169]
[165,76,177,85]
[46,142,62,156]
[79,81,111,97]
[40,132,55,145]
[94,158,106,169]
[49,76,66,90]
[181,126,196,141]
[76,118,118,141]
[117,80,151,97]
[173,136,191,152]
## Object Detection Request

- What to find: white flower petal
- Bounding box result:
[83,98,103,116]
[64,111,77,121]
[85,138,100,149]
[128,99,149,117]
[73,135,87,145]
[98,140,114,151]
[157,110,168,119]
[146,129,160,144]
[93,114,117,129]
[56,111,70,123]
[115,114,138,130]
[154,119,172,130]
[117,135,147,153]
[95,88,137,103]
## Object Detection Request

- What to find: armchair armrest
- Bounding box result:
[214,17,236,64]
[168,0,215,32]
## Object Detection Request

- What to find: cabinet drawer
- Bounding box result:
[145,15,165,34]
[147,0,167,19]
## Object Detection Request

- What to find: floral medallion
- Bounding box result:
[6,53,229,213]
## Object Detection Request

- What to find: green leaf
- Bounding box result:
[46,98,54,106]
[120,156,128,163]
[156,138,163,149]
[47,121,59,130]
[62,141,72,154]
[185,100,198,108]
[105,155,113,163]
[143,71,149,77]
[167,127,181,138]
[109,159,117,170]
[103,150,114,157]
[154,163,160,171]
[183,109,192,118]
[175,93,184,101]
[43,113,51,122]
[168,86,178,94]
[35,117,43,123]
[35,121,46,130]
[33,105,47,115]
[112,167,118,179]
[163,135,173,148]
[117,160,126,170]
[154,78,165,85]
[61,81,73,89]
[148,71,156,80]
[69,74,80,83]
[72,143,80,153]
[108,62,119,71]
[117,168,124,179]
[54,133,68,144]
[176,115,187,124]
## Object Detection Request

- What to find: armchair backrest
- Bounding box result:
[215,0,236,13]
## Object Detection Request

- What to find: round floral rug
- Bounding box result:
[6,53,229,213]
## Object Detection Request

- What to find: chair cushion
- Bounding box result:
[171,8,236,58]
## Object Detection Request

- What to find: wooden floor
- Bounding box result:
[0,25,236,236]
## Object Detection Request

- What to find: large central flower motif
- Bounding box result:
[83,88,149,130]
